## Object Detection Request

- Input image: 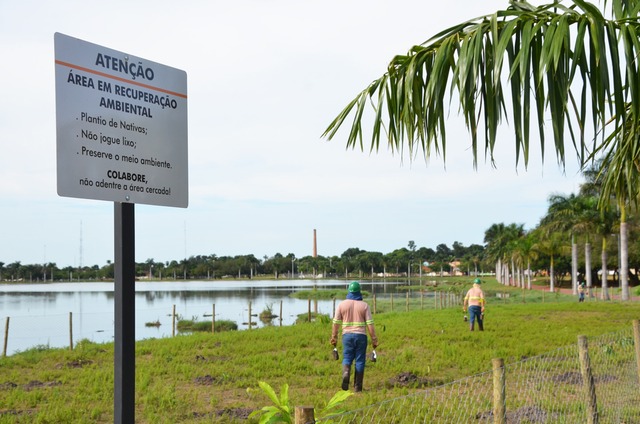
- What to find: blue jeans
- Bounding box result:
[342,333,368,372]
[469,305,483,326]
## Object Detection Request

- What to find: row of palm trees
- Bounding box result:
[483,163,636,300]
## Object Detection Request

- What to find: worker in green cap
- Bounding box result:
[330,281,378,392]
[463,278,486,331]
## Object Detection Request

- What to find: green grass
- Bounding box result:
[0,280,638,423]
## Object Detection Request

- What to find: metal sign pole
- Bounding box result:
[114,202,135,423]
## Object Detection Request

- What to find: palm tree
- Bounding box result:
[594,206,618,299]
[532,229,569,292]
[484,223,508,284]
[540,193,596,294]
[513,231,538,289]
[484,223,524,285]
[326,0,639,172]
[592,147,636,299]
[324,0,640,299]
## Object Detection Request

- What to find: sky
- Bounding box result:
[0,0,585,268]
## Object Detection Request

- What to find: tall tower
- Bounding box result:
[313,229,317,258]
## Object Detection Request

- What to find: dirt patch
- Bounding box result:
[476,405,558,423]
[23,380,62,391]
[551,372,618,385]
[0,409,35,418]
[59,359,94,368]
[386,372,442,388]
[594,374,617,384]
[193,375,226,385]
[552,371,582,384]
[190,407,253,420]
[0,382,18,391]
[2,380,61,391]
[195,354,229,362]
[216,407,254,419]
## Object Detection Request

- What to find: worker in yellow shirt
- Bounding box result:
[463,278,485,331]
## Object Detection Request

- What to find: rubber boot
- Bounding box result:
[470,323,474,331]
[341,365,351,391]
[478,321,484,331]
[354,370,364,392]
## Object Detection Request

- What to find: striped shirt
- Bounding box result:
[332,299,374,336]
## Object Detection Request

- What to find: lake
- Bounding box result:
[0,279,405,356]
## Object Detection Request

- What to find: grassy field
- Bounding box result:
[1,279,638,423]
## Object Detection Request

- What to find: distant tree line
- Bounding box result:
[0,241,486,283]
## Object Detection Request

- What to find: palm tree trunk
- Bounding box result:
[620,222,629,300]
[549,256,555,292]
[511,258,516,286]
[571,237,578,295]
[601,237,610,300]
[527,258,531,290]
[585,242,592,298]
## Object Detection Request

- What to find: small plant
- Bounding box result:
[260,304,279,323]
[248,381,292,423]
[177,319,238,332]
[145,319,161,327]
[215,319,238,332]
[248,381,353,423]
[295,312,330,324]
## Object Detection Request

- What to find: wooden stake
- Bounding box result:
[492,358,506,424]
[3,317,9,357]
[69,312,73,351]
[578,335,598,424]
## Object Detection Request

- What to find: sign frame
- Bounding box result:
[54,32,188,208]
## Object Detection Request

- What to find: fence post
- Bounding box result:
[372,295,376,314]
[280,300,284,326]
[308,299,311,322]
[69,312,73,351]
[633,320,640,385]
[249,301,252,330]
[492,358,506,424]
[294,406,314,424]
[578,335,598,424]
[390,293,394,312]
[420,291,424,310]
[172,304,176,337]
[212,304,215,334]
[406,292,409,312]
[3,317,9,357]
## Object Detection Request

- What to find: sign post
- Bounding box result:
[114,202,135,422]
[54,33,188,423]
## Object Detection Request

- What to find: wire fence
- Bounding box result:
[314,323,640,424]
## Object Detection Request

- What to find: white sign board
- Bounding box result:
[54,33,188,207]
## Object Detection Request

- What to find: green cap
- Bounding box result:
[473,278,482,284]
[348,281,361,293]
